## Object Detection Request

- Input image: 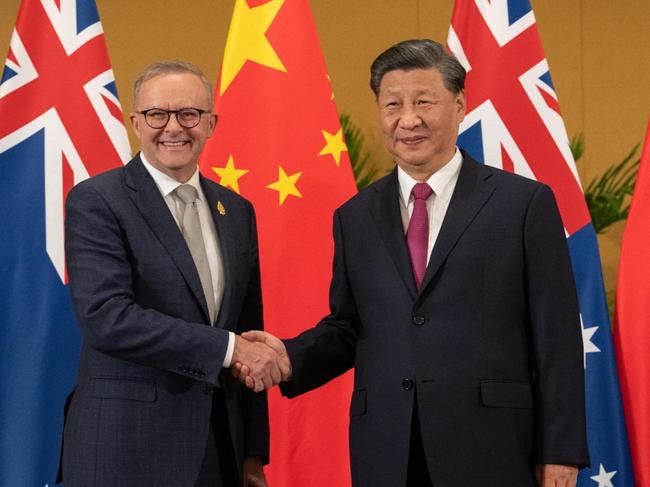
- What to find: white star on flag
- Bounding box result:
[590,464,617,487]
[581,314,601,368]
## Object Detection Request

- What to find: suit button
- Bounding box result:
[402,378,414,391]
[412,316,425,326]
[204,386,213,395]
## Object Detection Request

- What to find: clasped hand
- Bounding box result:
[231,331,291,392]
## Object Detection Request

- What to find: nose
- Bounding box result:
[164,113,183,132]
[398,105,422,130]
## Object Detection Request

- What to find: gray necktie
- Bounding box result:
[175,184,216,324]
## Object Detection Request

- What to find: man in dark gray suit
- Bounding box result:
[236,40,589,487]
[60,61,285,487]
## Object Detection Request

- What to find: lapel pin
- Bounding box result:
[217,201,226,216]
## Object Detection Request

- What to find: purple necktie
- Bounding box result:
[407,182,434,289]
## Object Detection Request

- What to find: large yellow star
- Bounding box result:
[212,155,249,194]
[266,166,302,206]
[318,128,348,166]
[220,0,287,95]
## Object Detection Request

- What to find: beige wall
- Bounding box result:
[2,0,649,296]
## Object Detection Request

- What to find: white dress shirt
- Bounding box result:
[398,148,463,264]
[140,154,234,367]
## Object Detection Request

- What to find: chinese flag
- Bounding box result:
[614,119,650,487]
[200,0,356,485]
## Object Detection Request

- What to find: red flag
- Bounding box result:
[200,0,356,484]
[614,119,650,487]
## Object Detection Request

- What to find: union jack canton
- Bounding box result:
[0,0,129,485]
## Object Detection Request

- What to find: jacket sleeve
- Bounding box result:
[65,180,230,385]
[524,184,590,468]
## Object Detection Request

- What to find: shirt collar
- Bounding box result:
[398,148,463,206]
[139,152,202,200]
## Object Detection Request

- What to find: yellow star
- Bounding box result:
[220,0,287,95]
[266,166,302,206]
[318,128,348,166]
[212,155,249,194]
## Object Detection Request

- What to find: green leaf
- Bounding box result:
[580,133,640,234]
[340,113,386,190]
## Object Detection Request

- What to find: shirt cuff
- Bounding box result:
[222,331,235,367]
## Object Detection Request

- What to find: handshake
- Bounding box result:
[230,331,292,392]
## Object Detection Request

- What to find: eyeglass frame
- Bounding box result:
[137,107,212,129]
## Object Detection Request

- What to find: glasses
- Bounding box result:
[138,108,210,129]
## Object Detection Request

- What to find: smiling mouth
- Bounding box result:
[159,141,189,148]
[398,136,426,145]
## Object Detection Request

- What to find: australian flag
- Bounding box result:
[448,1,635,486]
[0,0,129,484]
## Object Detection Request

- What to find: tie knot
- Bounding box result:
[411,182,433,201]
[175,184,198,205]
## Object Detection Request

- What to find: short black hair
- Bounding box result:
[370,39,465,97]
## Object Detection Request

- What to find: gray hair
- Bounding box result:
[133,60,214,110]
[370,39,465,97]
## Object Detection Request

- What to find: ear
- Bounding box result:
[130,112,142,138]
[455,90,466,122]
[207,113,218,137]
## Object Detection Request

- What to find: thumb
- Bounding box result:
[241,330,269,343]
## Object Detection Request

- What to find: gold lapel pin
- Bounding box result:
[217,201,226,216]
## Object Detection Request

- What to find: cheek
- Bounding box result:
[380,116,396,138]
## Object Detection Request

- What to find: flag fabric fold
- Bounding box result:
[448,1,635,485]
[0,0,129,484]
[614,118,650,487]
[200,0,357,485]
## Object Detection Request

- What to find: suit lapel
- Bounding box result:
[418,156,495,295]
[124,156,211,323]
[200,176,237,329]
[369,170,418,300]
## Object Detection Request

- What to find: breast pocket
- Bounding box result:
[457,227,507,245]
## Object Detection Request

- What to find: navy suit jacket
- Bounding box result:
[281,153,589,487]
[60,155,268,487]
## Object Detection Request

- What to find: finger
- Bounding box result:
[278,355,292,380]
[230,362,242,378]
[245,375,255,390]
[241,330,267,342]
[269,357,282,385]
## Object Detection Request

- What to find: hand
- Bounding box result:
[243,456,267,487]
[231,334,284,392]
[232,331,292,391]
[535,464,578,487]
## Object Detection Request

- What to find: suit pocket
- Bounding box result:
[480,380,533,409]
[88,377,156,402]
[349,389,367,417]
[458,227,507,245]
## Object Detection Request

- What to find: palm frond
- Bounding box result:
[582,138,640,233]
[340,114,383,190]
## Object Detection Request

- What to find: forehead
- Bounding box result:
[136,72,210,108]
[378,68,448,97]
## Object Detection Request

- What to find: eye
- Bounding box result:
[147,109,167,120]
[416,99,432,106]
[178,109,200,123]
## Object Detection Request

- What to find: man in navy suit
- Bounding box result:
[61,61,285,487]
[236,40,589,487]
